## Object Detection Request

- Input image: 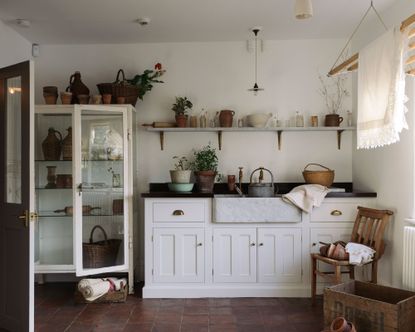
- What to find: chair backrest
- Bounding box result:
[350,206,393,259]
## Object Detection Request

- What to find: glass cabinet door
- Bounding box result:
[34,110,74,272]
[74,106,129,275]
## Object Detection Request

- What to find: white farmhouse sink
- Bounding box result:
[213,195,302,223]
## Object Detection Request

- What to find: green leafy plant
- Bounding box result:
[171,96,193,116]
[172,155,190,170]
[191,145,218,171]
[128,63,165,100]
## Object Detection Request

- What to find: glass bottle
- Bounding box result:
[347,110,353,127]
[295,112,304,127]
[199,109,207,128]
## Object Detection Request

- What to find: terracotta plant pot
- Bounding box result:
[175,114,187,128]
[44,94,58,105]
[102,94,112,104]
[325,114,343,127]
[77,94,90,104]
[117,96,126,104]
[60,92,72,105]
[194,170,216,193]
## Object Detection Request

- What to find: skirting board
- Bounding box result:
[142,285,321,298]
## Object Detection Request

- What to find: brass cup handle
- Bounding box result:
[331,210,343,216]
[172,210,184,216]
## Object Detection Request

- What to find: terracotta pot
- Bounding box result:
[175,114,187,128]
[117,96,126,104]
[92,95,102,104]
[60,92,72,105]
[102,94,112,104]
[44,94,58,105]
[42,128,62,160]
[325,114,343,127]
[62,127,72,161]
[194,170,216,193]
[77,94,90,104]
[330,317,349,332]
[219,110,235,127]
[43,86,58,95]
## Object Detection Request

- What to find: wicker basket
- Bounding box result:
[97,69,140,105]
[83,225,122,268]
[302,163,334,187]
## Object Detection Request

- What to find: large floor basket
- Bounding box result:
[83,225,122,268]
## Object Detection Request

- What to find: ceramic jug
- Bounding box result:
[62,127,72,161]
[42,127,62,160]
[68,71,90,104]
[219,110,235,127]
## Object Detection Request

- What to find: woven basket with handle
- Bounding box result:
[97,69,140,105]
[83,225,122,269]
[302,163,334,187]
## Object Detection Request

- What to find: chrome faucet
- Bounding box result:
[236,167,244,196]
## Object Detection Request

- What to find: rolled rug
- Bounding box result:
[79,280,111,301]
[77,278,103,292]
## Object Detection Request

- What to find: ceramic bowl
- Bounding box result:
[246,113,272,128]
[168,183,194,192]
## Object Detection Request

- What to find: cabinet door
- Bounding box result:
[258,228,302,283]
[213,228,256,283]
[153,228,204,283]
[74,106,130,276]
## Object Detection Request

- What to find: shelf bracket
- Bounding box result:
[277,130,282,150]
[217,131,222,150]
[337,130,344,150]
[159,131,164,151]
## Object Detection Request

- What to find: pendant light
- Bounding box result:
[248,28,264,95]
[295,0,313,19]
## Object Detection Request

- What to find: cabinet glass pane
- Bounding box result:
[81,111,125,269]
[35,113,74,266]
[5,76,22,204]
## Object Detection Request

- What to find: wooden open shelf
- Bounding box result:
[146,127,356,151]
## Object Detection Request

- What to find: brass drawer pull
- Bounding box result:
[197,243,203,246]
[331,210,343,216]
[172,210,184,216]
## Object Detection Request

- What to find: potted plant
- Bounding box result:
[128,63,166,100]
[318,74,350,126]
[169,155,192,183]
[172,96,193,127]
[191,144,218,193]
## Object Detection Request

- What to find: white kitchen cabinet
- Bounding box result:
[34,105,135,292]
[258,228,302,283]
[153,228,204,283]
[213,228,256,283]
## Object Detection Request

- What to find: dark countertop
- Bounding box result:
[141,183,377,198]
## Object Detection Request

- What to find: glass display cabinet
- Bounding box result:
[34,104,135,292]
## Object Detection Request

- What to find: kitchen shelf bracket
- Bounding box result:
[337,130,344,150]
[159,131,164,150]
[218,131,222,150]
[277,130,282,150]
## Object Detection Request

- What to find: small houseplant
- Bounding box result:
[128,63,165,100]
[170,155,192,183]
[191,144,218,193]
[172,96,193,127]
[318,74,350,126]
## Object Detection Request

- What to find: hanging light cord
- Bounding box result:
[329,0,388,75]
[254,29,259,86]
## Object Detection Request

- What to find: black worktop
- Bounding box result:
[141,183,377,198]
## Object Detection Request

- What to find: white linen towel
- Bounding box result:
[357,26,408,149]
[105,277,127,291]
[345,242,376,266]
[78,279,111,302]
[282,184,329,213]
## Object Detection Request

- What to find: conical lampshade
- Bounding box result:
[295,0,313,19]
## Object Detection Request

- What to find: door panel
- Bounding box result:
[213,228,256,283]
[0,61,33,332]
[258,228,302,283]
[153,228,204,283]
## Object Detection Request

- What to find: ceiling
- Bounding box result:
[0,0,397,44]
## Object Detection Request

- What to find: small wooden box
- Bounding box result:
[75,285,128,304]
[324,281,415,332]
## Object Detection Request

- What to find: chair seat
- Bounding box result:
[311,253,351,266]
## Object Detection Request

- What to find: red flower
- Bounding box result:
[155,63,162,70]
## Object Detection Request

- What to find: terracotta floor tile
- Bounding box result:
[184,298,209,306]
[209,306,233,315]
[183,305,209,315]
[181,313,209,325]
[128,311,156,324]
[180,323,209,332]
[209,314,236,325]
[209,324,238,332]
[123,323,153,332]
[152,322,181,332]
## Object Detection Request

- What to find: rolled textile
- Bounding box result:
[78,279,111,301]
[77,278,103,292]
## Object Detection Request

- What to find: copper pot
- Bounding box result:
[54,205,101,216]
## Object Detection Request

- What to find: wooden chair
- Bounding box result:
[311,206,393,306]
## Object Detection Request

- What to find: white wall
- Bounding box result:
[0,20,31,67]
[33,39,353,279]
[352,0,415,288]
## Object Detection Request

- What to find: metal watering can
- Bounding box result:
[248,167,277,197]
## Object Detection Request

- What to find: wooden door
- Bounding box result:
[153,228,204,283]
[213,228,256,283]
[0,61,34,332]
[258,228,302,283]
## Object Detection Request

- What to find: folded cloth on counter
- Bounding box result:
[78,278,111,302]
[357,26,408,149]
[345,242,376,266]
[282,184,329,213]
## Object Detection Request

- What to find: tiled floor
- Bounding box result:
[35,283,324,331]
